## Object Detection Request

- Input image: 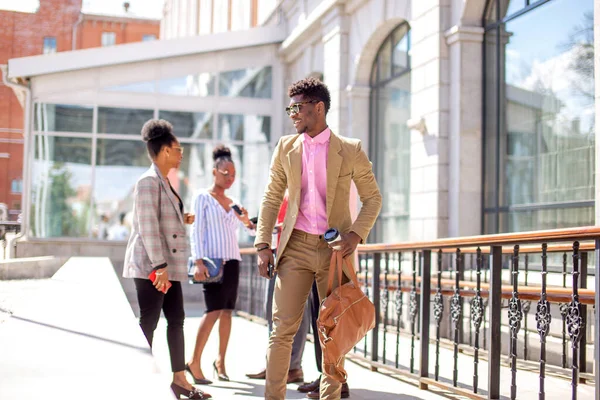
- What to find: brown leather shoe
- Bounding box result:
[287,368,304,384]
[298,377,320,393]
[306,382,349,399]
[245,369,266,379]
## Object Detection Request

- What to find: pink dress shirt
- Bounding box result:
[294,127,330,235]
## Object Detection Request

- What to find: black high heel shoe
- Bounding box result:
[170,382,212,399]
[213,360,230,382]
[185,363,213,385]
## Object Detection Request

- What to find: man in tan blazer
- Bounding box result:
[255,78,382,400]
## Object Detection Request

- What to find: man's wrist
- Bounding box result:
[256,243,270,252]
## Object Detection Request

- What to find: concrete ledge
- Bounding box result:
[0,257,175,400]
[0,256,69,279]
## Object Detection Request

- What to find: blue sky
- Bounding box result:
[0,0,165,19]
[505,0,593,65]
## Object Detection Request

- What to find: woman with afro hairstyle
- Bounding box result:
[185,144,256,384]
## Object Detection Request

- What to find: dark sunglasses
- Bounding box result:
[285,100,319,116]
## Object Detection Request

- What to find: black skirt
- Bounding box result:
[203,259,240,312]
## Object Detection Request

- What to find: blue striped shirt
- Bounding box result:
[190,190,252,262]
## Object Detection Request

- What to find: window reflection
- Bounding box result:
[218,114,270,142]
[34,104,93,133]
[31,136,92,238]
[219,66,272,98]
[370,22,411,243]
[93,139,148,239]
[98,107,154,135]
[159,110,212,139]
[157,73,216,96]
[483,0,595,233]
[104,81,156,93]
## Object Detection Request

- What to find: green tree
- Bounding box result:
[47,162,79,237]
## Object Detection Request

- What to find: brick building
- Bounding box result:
[0,0,160,221]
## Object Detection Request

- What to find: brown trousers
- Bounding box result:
[265,229,349,400]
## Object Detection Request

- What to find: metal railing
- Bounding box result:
[237,226,599,400]
[0,221,21,259]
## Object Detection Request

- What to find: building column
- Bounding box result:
[321,5,349,137]
[445,25,484,237]
[408,0,452,241]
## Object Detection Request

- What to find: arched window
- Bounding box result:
[483,0,594,233]
[369,22,411,243]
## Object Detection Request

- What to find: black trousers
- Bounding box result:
[134,278,185,373]
[309,280,323,373]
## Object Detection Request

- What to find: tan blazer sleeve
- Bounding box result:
[350,140,382,242]
[255,138,288,247]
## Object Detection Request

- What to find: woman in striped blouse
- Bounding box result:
[185,145,255,384]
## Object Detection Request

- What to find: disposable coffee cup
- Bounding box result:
[324,228,342,250]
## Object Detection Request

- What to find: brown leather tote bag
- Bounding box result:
[317,251,376,383]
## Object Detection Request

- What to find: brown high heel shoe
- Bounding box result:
[170,382,211,399]
[213,360,230,382]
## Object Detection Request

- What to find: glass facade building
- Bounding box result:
[28,55,277,242]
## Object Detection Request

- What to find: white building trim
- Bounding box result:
[8,25,286,79]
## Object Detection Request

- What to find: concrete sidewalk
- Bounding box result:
[150,304,452,400]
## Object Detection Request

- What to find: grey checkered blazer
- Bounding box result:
[123,164,190,282]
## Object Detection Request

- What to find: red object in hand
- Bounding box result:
[149,269,172,293]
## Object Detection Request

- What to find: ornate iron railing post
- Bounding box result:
[372,252,381,365]
[419,250,431,389]
[579,251,588,378]
[409,250,418,374]
[508,245,522,400]
[381,252,390,364]
[364,255,371,358]
[567,242,584,399]
[451,248,462,387]
[536,243,551,400]
[450,249,462,386]
[395,252,403,368]
[470,247,484,393]
[434,250,444,381]
[595,239,600,400]
[488,245,502,400]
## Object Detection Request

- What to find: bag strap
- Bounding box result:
[326,251,360,297]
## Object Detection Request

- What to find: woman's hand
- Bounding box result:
[232,205,255,229]
[153,268,171,293]
[184,213,195,225]
[194,259,209,281]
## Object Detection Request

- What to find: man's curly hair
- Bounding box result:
[288,77,331,114]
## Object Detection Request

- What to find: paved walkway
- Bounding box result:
[151,304,452,400]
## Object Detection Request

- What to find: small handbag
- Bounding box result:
[188,257,224,284]
[317,251,376,383]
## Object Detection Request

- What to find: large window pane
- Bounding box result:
[392,25,410,75]
[34,104,93,133]
[219,66,272,99]
[157,73,216,96]
[94,139,148,239]
[97,107,154,135]
[218,114,270,142]
[31,136,92,238]
[484,0,594,232]
[484,27,499,208]
[159,110,213,139]
[374,75,411,243]
[377,38,392,82]
[104,81,156,93]
[370,22,411,243]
